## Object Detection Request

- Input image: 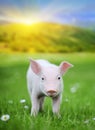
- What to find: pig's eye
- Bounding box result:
[58,76,61,80]
[41,77,45,80]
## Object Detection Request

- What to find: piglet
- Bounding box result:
[27,59,73,116]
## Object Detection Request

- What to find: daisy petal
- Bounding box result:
[20,99,26,103]
[24,105,29,109]
[1,114,10,121]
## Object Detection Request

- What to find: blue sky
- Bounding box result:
[0,0,95,26]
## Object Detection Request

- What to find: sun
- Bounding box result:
[22,19,37,26]
[23,19,33,25]
[12,17,39,25]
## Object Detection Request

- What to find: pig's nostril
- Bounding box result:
[47,90,57,94]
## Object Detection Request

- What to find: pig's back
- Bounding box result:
[36,59,51,65]
[36,60,52,67]
[36,59,58,69]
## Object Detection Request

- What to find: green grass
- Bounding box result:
[0,53,95,130]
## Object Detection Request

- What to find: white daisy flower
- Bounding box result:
[20,99,26,103]
[70,83,80,93]
[92,117,95,120]
[24,105,29,109]
[1,114,10,121]
[70,87,77,93]
[84,119,89,124]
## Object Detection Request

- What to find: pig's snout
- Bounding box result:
[47,90,57,97]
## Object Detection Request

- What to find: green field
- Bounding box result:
[0,53,95,130]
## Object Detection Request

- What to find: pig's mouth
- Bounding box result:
[48,94,58,98]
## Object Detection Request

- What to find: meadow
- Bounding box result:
[0,52,95,130]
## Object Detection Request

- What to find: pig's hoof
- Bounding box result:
[31,111,38,117]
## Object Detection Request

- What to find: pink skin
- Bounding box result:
[27,59,73,116]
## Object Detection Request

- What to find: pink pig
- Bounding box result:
[27,59,73,116]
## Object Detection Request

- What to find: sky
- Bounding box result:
[0,0,95,26]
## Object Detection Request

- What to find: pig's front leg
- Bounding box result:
[52,95,61,116]
[31,95,40,116]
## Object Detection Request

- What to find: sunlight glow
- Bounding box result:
[24,20,33,25]
[22,19,36,25]
[0,15,39,25]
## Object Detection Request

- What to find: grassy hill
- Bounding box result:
[0,22,95,53]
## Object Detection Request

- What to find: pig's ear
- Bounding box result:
[30,59,41,75]
[59,61,73,75]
